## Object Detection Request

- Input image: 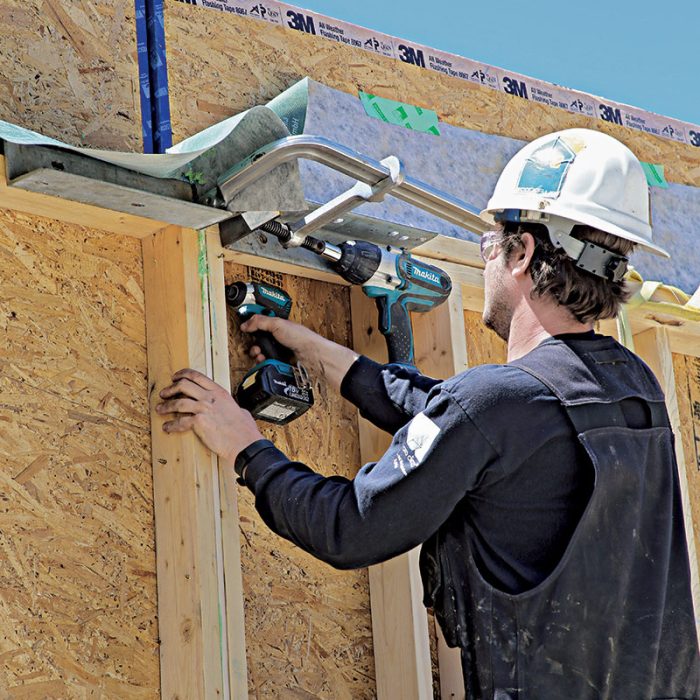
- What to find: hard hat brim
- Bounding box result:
[479,207,670,259]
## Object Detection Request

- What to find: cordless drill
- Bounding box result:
[225,281,313,425]
[258,222,452,364]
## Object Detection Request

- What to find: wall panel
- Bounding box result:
[0,1,141,149]
[164,2,700,187]
[0,210,158,697]
[673,353,700,562]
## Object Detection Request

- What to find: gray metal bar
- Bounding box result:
[284,155,405,245]
[11,169,233,229]
[4,142,193,200]
[217,135,489,235]
[4,141,235,229]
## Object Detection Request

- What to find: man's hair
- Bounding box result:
[500,222,635,324]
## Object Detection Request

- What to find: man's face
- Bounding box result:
[482,234,514,342]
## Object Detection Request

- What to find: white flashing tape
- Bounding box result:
[174,0,700,149]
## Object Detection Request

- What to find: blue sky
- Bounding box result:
[294,0,698,126]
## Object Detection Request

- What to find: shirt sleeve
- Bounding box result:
[340,355,443,433]
[240,385,499,569]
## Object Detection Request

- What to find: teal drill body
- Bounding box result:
[328,240,452,364]
[256,220,454,365]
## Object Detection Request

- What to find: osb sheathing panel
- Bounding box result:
[224,263,375,699]
[164,3,700,187]
[0,1,141,149]
[672,353,700,556]
[0,209,159,697]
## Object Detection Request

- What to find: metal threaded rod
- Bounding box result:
[260,220,328,257]
[260,219,291,243]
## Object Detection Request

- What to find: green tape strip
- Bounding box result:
[358,91,440,135]
[640,161,669,189]
[197,229,209,281]
[197,229,210,325]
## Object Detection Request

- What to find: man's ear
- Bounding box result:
[510,232,535,279]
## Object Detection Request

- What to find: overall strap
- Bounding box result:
[512,343,670,434]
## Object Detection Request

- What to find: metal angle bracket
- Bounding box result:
[2,141,233,230]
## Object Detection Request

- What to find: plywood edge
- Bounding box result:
[0,154,166,237]
[221,247,348,285]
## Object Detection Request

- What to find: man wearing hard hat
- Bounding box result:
[159,129,700,697]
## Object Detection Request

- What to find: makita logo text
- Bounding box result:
[260,287,287,303]
[413,267,441,285]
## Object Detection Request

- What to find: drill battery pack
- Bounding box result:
[237,359,313,425]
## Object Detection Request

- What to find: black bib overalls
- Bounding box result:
[421,337,700,699]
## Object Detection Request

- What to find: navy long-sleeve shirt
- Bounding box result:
[238,337,595,593]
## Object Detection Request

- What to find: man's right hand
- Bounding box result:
[240,315,359,393]
[241,315,322,366]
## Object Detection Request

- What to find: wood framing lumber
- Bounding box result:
[633,327,700,644]
[350,287,433,699]
[414,236,484,271]
[204,228,250,694]
[412,286,470,699]
[143,225,247,699]
[0,155,165,238]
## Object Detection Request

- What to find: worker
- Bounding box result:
[156,128,700,697]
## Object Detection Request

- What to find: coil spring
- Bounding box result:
[260,220,325,255]
[260,219,291,243]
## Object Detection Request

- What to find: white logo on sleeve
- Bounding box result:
[393,412,441,476]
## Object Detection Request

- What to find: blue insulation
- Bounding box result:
[135,0,172,153]
[134,0,153,153]
[146,0,172,152]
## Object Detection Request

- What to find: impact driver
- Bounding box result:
[225,281,313,425]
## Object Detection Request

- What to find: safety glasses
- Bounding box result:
[480,230,504,263]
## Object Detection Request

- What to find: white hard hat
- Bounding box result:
[480,128,669,258]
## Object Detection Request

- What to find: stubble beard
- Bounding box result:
[482,268,513,342]
[483,296,512,342]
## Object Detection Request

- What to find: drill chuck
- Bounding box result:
[330,240,382,285]
[224,280,249,308]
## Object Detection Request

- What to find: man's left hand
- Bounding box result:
[156,368,263,468]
